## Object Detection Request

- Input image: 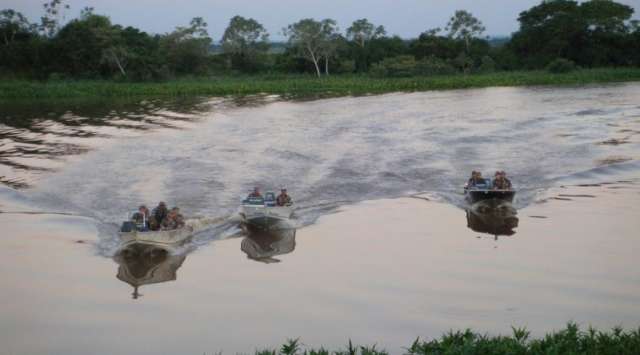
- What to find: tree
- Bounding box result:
[367,35,408,66]
[118,26,165,80]
[346,19,385,48]
[318,19,340,75]
[346,18,386,72]
[446,10,485,53]
[40,0,70,37]
[221,16,269,71]
[507,0,635,68]
[160,17,212,75]
[53,14,123,76]
[409,28,459,60]
[284,18,337,77]
[0,9,33,46]
[580,0,633,33]
[0,9,40,76]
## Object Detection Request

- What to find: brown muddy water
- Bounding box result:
[1,84,640,354]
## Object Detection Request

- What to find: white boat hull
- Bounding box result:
[119,226,194,248]
[240,205,293,228]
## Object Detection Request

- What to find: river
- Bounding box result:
[1,83,639,354]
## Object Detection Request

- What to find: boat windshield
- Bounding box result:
[243,196,265,205]
[264,192,276,207]
[470,179,491,190]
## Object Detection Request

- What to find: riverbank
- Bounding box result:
[1,68,640,99]
[259,323,640,354]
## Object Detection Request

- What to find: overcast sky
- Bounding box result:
[4,0,640,40]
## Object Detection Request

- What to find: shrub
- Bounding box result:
[547,58,576,73]
[415,56,456,76]
[479,55,497,73]
[370,55,417,77]
[47,72,67,81]
[452,52,474,73]
[337,60,356,74]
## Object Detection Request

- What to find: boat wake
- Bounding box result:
[0,85,638,257]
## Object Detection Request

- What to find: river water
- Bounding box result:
[1,84,639,354]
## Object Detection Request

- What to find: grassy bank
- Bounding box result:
[251,324,639,355]
[1,68,640,100]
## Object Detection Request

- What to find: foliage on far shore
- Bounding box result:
[1,68,640,100]
[251,324,640,355]
[1,0,639,83]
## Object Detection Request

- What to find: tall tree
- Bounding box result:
[221,15,269,70]
[346,18,385,71]
[40,0,70,37]
[160,17,212,75]
[445,10,485,53]
[284,18,337,77]
[409,28,459,60]
[508,0,635,68]
[346,18,385,48]
[53,13,124,76]
[318,19,340,75]
[0,9,33,46]
[580,0,634,33]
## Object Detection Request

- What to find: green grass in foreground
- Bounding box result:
[251,324,640,355]
[1,68,640,99]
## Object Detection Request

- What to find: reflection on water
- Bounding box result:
[466,201,519,239]
[240,224,297,263]
[113,244,187,299]
[0,97,218,188]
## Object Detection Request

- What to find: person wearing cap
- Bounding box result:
[248,187,262,198]
[276,188,292,206]
[131,205,150,231]
[465,171,485,189]
[492,171,512,190]
[150,202,169,231]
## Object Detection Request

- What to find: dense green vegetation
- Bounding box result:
[1,0,639,86]
[1,68,639,99]
[253,324,640,355]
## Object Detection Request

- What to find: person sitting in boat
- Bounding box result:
[465,171,486,189]
[276,188,293,206]
[248,187,262,198]
[161,207,185,230]
[131,205,150,231]
[173,208,185,228]
[492,171,512,190]
[150,202,168,231]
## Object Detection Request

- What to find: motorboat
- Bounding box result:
[114,244,186,299]
[464,179,516,204]
[239,191,294,229]
[119,211,194,248]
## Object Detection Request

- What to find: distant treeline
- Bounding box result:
[1,0,639,81]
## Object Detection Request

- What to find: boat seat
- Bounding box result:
[264,192,276,207]
[121,221,136,233]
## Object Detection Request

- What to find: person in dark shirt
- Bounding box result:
[150,202,168,231]
[466,171,486,188]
